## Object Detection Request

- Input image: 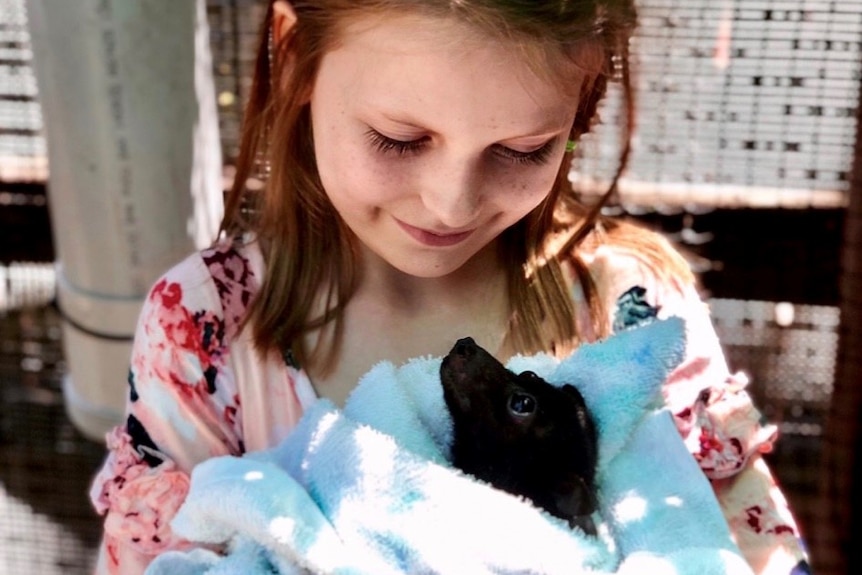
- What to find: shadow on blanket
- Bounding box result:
[145,317,754,575]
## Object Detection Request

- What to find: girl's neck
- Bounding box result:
[303,240,513,406]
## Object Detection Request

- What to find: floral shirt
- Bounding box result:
[89,239,811,575]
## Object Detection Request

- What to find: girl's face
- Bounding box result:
[309,12,583,279]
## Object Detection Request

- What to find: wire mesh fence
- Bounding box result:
[0,0,44,183]
[0,303,104,575]
[574,0,860,208]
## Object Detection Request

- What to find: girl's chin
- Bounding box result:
[364,240,500,281]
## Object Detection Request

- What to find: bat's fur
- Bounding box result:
[441,337,599,535]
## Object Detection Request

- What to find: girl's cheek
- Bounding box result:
[492,164,559,203]
[362,157,418,200]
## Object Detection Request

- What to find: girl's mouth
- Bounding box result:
[396,219,474,247]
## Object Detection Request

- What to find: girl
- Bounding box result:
[89,1,810,573]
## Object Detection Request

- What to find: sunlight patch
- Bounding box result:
[306,411,339,456]
[355,425,397,480]
[614,492,647,523]
[269,516,297,543]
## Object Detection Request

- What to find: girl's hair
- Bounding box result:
[221,0,690,370]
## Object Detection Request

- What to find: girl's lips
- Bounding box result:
[396,219,474,247]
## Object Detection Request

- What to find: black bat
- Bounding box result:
[441,337,599,535]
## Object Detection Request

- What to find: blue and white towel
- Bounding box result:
[146,317,753,575]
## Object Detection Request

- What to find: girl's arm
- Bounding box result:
[89,251,247,575]
[579,232,811,575]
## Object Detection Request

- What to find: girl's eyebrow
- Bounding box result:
[499,130,565,147]
[373,109,427,129]
[367,96,573,142]
[374,110,568,144]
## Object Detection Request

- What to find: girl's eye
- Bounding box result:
[366,129,427,156]
[492,139,556,166]
[365,128,558,166]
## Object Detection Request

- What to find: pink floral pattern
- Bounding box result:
[90,242,262,574]
[90,428,191,555]
[676,373,778,480]
[586,241,810,574]
[201,244,256,337]
[144,278,226,396]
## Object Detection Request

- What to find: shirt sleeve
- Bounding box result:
[582,242,811,575]
[88,249,247,575]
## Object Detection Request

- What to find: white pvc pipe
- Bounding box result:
[26,0,223,441]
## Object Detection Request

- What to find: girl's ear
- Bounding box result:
[271,1,305,98]
[272,1,298,44]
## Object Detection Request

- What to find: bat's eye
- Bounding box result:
[508,392,537,417]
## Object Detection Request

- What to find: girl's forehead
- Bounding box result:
[324,11,588,99]
[332,11,501,56]
[331,10,600,94]
[316,13,582,132]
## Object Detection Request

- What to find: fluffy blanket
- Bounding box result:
[146,317,753,575]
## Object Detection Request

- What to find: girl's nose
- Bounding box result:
[419,158,482,228]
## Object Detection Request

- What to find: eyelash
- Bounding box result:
[366,129,427,156]
[493,141,556,166]
[365,129,556,166]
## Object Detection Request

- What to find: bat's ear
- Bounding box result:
[560,383,598,450]
[561,383,587,404]
[553,474,597,518]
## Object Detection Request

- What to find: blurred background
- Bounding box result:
[0,0,859,573]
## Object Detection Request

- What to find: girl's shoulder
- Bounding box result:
[574,218,696,296]
[198,239,263,332]
[145,238,264,336]
[567,218,704,338]
[575,218,696,292]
